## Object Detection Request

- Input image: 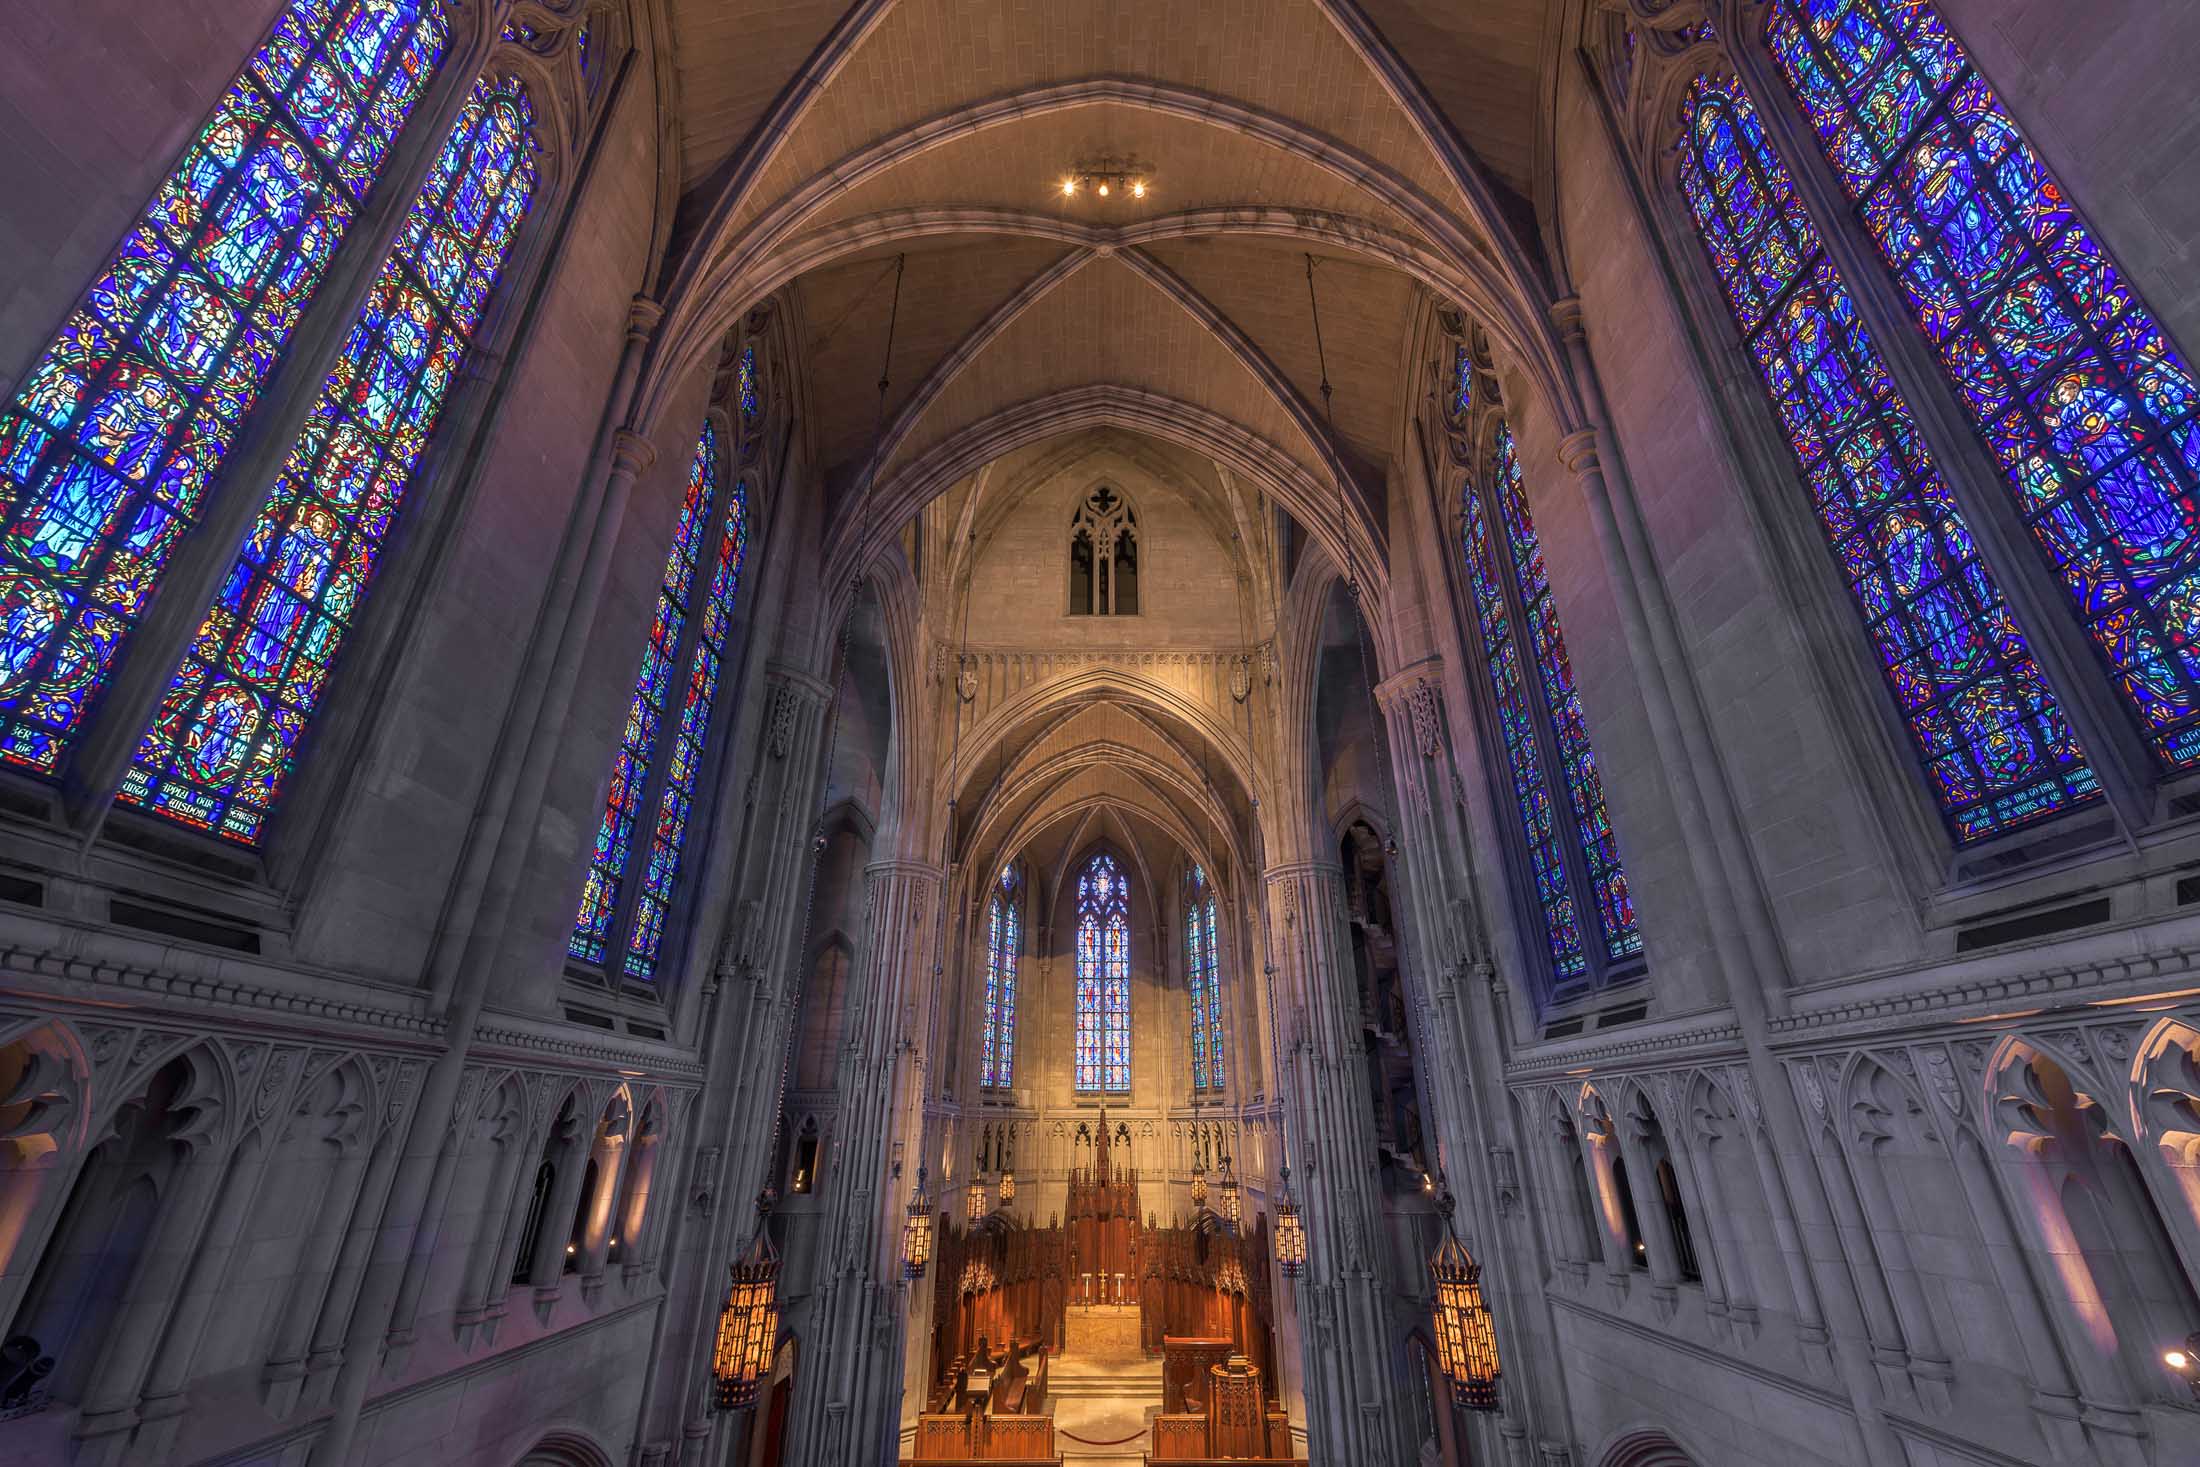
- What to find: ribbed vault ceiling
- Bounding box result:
[658,0,1554,570]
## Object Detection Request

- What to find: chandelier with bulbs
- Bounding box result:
[1057,156,1152,201]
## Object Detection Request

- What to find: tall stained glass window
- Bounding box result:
[1075,853,1131,1093]
[1677,74,2097,839]
[980,864,1019,1090]
[570,413,752,979]
[1763,0,2200,769]
[0,1,451,775]
[120,76,537,842]
[1461,423,1640,983]
[1185,864,1224,1093]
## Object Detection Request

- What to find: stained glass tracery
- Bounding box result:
[981,864,1019,1090]
[0,0,451,775]
[1185,864,1224,1092]
[1677,73,2097,839]
[120,74,536,842]
[1075,854,1131,1093]
[1763,0,2200,770]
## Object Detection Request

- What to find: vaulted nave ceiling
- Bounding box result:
[651,0,1560,567]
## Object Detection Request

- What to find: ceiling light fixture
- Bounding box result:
[1057,156,1152,202]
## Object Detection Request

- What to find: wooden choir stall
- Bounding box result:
[905,1115,1293,1465]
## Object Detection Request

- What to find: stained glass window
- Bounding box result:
[1185,864,1224,1092]
[1450,345,1474,423]
[1461,425,1640,982]
[980,864,1019,1089]
[1075,853,1131,1093]
[0,1,451,775]
[568,412,751,979]
[1763,0,2200,770]
[119,76,536,842]
[737,345,760,427]
[1677,74,2098,840]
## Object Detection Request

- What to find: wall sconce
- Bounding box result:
[2166,1332,2200,1400]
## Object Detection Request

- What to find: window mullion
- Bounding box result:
[63,26,501,834]
[1726,30,2159,833]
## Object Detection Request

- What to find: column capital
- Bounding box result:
[627,294,665,344]
[611,428,658,478]
[864,857,945,882]
[1547,294,1587,343]
[1555,428,1601,477]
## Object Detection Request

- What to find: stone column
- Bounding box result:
[627,667,843,1467]
[784,856,940,1467]
[1262,857,1405,1467]
[382,1086,478,1368]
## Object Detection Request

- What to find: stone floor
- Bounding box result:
[1049,1308,1162,1467]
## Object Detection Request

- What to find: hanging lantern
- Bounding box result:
[1190,1154,1209,1212]
[903,1167,934,1279]
[1429,1198,1501,1411]
[966,1170,988,1224]
[1273,1166,1306,1279]
[998,1168,1016,1206]
[1217,1154,1241,1228]
[711,1197,782,1411]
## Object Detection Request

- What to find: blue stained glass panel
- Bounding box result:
[1075,854,1131,1092]
[120,76,532,842]
[569,421,718,964]
[1764,0,2200,768]
[1489,425,1642,964]
[1677,74,2097,840]
[623,470,748,978]
[1461,474,1589,982]
[981,865,1020,1089]
[0,1,450,775]
[1185,864,1224,1092]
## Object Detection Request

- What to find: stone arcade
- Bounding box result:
[2,4,2199,1467]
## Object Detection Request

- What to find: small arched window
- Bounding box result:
[1075,854,1132,1093]
[1068,485,1138,615]
[980,864,1020,1091]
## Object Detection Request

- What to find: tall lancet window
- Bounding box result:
[0,1,452,775]
[1676,73,2097,840]
[1067,485,1138,615]
[571,405,752,979]
[1763,0,2200,770]
[980,863,1020,1091]
[122,74,537,842]
[1185,864,1224,1093]
[1074,853,1132,1093]
[1461,422,1641,987]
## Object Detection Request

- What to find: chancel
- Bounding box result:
[1,4,2199,1467]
